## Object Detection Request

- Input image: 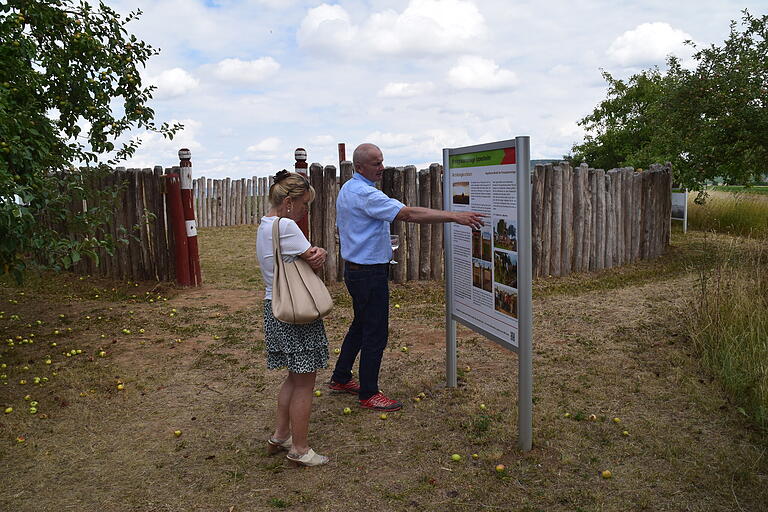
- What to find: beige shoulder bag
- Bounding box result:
[271,218,333,324]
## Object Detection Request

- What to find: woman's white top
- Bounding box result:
[256,216,311,300]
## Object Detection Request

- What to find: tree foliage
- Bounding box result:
[0,0,180,282]
[570,10,767,191]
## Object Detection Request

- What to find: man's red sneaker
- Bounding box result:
[328,378,360,395]
[359,392,402,411]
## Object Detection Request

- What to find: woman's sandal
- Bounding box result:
[267,436,292,455]
[286,448,329,467]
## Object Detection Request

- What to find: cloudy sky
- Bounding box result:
[107,0,762,179]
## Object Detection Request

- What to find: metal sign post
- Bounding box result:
[443,137,533,451]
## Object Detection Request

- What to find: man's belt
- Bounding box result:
[345,262,389,270]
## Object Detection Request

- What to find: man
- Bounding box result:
[330,143,486,411]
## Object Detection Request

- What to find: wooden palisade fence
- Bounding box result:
[68,161,671,284]
[70,166,178,281]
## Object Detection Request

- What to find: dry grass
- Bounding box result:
[688,190,768,237]
[0,226,766,511]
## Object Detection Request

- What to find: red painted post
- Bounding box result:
[179,149,202,286]
[166,172,191,286]
[338,143,346,166]
[294,147,309,237]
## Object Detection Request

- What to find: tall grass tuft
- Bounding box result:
[685,238,768,431]
[688,191,768,237]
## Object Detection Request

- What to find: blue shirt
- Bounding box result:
[336,173,405,264]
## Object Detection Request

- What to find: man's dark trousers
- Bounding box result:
[332,263,389,401]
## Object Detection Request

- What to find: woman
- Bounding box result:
[256,170,329,467]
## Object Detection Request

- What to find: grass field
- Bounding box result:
[0,226,766,511]
[688,190,768,237]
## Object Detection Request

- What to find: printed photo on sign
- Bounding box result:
[472,259,493,292]
[493,216,517,251]
[493,249,518,289]
[452,181,470,205]
[494,283,518,319]
[472,229,492,262]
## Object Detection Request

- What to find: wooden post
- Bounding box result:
[338,160,354,281]
[323,165,337,283]
[404,165,418,282]
[391,167,406,283]
[418,169,431,280]
[595,169,606,270]
[541,164,553,276]
[429,163,443,280]
[605,172,614,268]
[240,178,247,225]
[561,162,573,276]
[622,169,631,263]
[153,167,168,281]
[550,165,562,277]
[631,171,641,262]
[640,170,650,259]
[309,163,324,248]
[532,165,544,278]
[128,169,142,280]
[572,165,585,273]
[138,169,153,280]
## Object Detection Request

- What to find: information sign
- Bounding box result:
[443,137,533,450]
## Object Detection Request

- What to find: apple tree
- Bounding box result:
[570,10,767,191]
[0,0,181,282]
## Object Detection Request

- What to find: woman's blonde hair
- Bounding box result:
[268,170,315,207]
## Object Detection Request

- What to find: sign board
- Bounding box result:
[671,189,688,233]
[443,137,533,451]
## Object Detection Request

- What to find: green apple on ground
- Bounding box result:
[451,454,461,461]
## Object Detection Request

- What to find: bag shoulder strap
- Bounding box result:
[272,217,283,260]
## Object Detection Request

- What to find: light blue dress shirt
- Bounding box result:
[336,173,405,264]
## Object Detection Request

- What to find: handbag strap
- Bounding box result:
[272,216,283,262]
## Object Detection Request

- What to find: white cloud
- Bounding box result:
[212,57,280,84]
[147,68,199,99]
[607,22,693,67]
[378,81,436,98]
[447,56,519,91]
[247,137,282,153]
[298,0,486,58]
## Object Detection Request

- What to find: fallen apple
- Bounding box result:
[451,454,461,461]
[174,430,182,437]
[313,390,322,397]
[601,470,612,479]
[379,413,388,420]
[343,407,352,415]
[495,464,506,473]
